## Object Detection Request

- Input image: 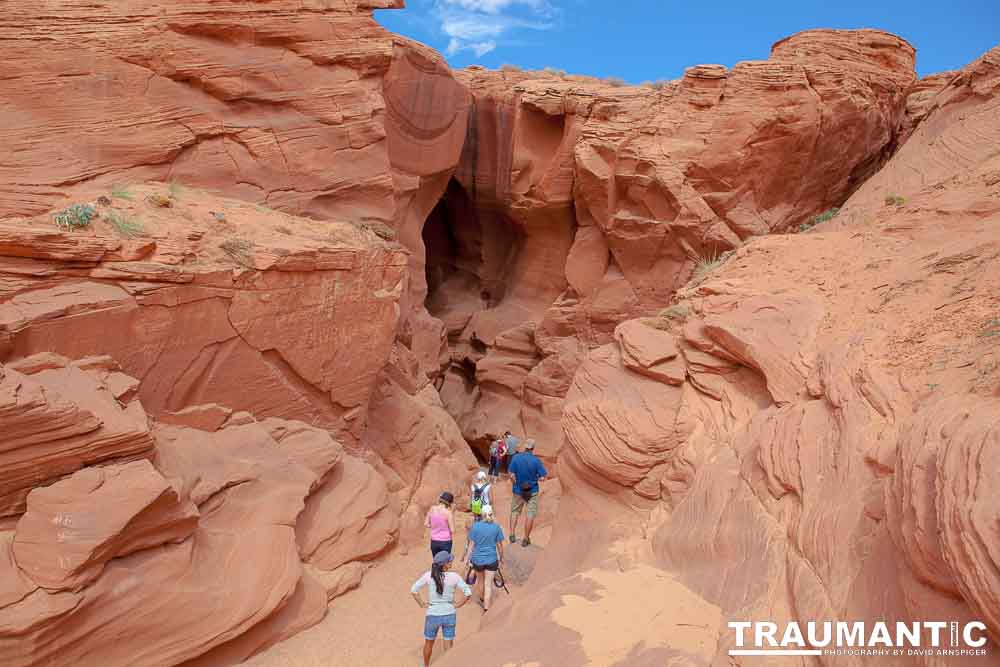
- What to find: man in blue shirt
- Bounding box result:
[507,439,547,547]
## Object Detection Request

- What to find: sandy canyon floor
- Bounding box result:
[249,525,552,667]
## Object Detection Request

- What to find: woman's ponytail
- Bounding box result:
[431,562,445,596]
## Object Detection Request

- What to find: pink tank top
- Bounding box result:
[429,509,451,541]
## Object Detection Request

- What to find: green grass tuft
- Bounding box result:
[106,210,145,239]
[691,249,733,285]
[884,194,905,207]
[798,207,840,232]
[111,183,133,200]
[168,181,185,199]
[219,237,254,267]
[52,203,96,230]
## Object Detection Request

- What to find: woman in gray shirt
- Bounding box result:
[410,550,472,666]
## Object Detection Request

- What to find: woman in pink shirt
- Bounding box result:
[425,491,455,556]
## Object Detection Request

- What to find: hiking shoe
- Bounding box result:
[509,534,517,544]
[522,537,531,547]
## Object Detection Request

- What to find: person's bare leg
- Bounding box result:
[524,514,536,541]
[423,639,434,666]
[444,639,454,652]
[484,572,494,611]
[509,510,520,540]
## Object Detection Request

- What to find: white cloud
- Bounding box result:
[440,0,551,15]
[446,37,497,57]
[442,15,508,41]
[472,41,498,56]
[432,0,555,59]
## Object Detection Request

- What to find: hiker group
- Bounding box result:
[411,430,548,666]
[486,429,518,479]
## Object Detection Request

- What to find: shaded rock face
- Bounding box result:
[421,29,918,462]
[444,45,1000,667]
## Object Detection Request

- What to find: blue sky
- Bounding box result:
[375,0,999,80]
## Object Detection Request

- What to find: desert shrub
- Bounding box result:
[169,181,185,199]
[641,316,672,331]
[691,249,733,285]
[146,193,172,208]
[52,204,96,230]
[604,76,627,87]
[219,237,254,267]
[884,194,905,207]
[111,183,133,200]
[650,80,670,90]
[106,210,144,239]
[798,207,839,232]
[659,304,691,321]
[980,318,1000,338]
[360,221,397,241]
[213,211,227,222]
[542,67,567,78]
[500,63,522,72]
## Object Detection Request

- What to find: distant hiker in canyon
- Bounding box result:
[411,550,472,667]
[488,437,503,479]
[508,439,547,547]
[503,430,519,472]
[464,505,505,612]
[469,471,492,521]
[425,492,455,557]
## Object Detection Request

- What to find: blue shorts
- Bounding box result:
[424,613,457,641]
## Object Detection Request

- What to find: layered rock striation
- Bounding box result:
[0,352,416,666]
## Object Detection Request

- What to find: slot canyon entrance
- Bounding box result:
[420,178,529,461]
[422,178,523,326]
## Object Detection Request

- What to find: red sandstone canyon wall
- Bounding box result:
[0,0,998,663]
[438,44,1000,667]
[432,30,919,464]
[0,3,476,664]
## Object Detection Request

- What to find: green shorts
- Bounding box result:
[511,491,539,518]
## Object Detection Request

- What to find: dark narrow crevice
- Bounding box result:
[422,178,523,326]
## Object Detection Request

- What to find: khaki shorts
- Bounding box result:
[511,491,539,519]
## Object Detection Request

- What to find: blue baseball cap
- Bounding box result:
[433,551,453,565]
